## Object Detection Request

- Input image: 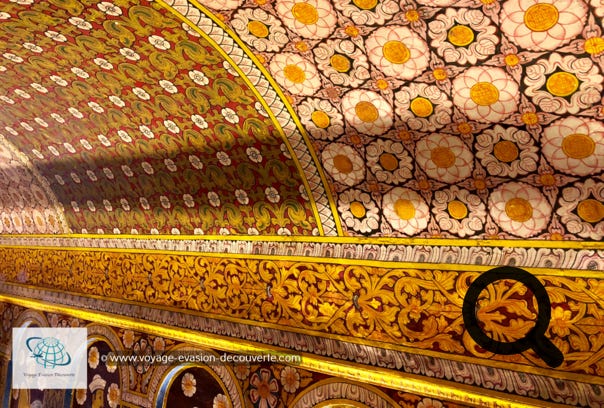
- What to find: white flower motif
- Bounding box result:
[365,26,429,80]
[87,170,97,181]
[428,8,498,64]
[0,95,14,104]
[94,58,113,70]
[20,122,33,131]
[107,383,120,408]
[452,67,519,123]
[50,75,68,86]
[34,117,47,127]
[191,114,208,129]
[500,0,587,51]
[68,17,92,30]
[148,35,170,50]
[246,147,262,163]
[341,90,393,136]
[265,187,280,203]
[524,53,602,114]
[208,191,221,207]
[23,43,42,53]
[88,347,99,369]
[189,155,203,169]
[164,120,180,134]
[32,149,44,159]
[103,199,112,211]
[221,108,239,124]
[231,8,289,52]
[139,125,154,139]
[103,168,114,179]
[80,139,92,150]
[338,189,380,234]
[219,227,231,235]
[70,201,79,211]
[160,195,171,209]
[86,200,95,211]
[119,47,140,61]
[213,393,229,408]
[121,165,133,177]
[276,0,337,39]
[159,79,178,94]
[247,227,259,235]
[44,31,67,42]
[64,143,76,153]
[141,162,154,175]
[183,194,195,207]
[321,143,364,186]
[395,83,452,132]
[132,87,150,100]
[298,98,345,141]
[49,146,60,157]
[88,101,104,113]
[98,2,122,16]
[557,179,604,240]
[489,182,552,237]
[217,151,231,166]
[109,95,125,107]
[68,107,83,118]
[0,12,10,19]
[117,130,131,143]
[476,125,539,177]
[415,133,474,183]
[71,67,89,78]
[432,186,486,238]
[140,197,150,210]
[382,187,430,235]
[3,53,22,63]
[50,113,65,123]
[269,53,321,96]
[164,159,177,172]
[189,70,209,85]
[235,189,249,205]
[542,117,604,176]
[366,139,413,184]
[14,89,30,99]
[55,175,65,185]
[98,134,111,146]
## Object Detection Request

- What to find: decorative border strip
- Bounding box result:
[159,0,338,236]
[1,284,601,407]
[0,235,602,270]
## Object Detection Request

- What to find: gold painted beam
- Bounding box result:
[0,294,572,408]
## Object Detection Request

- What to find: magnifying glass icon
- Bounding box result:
[462,266,564,368]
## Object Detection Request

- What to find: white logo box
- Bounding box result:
[12,327,87,389]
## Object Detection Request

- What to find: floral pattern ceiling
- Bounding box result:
[202,0,604,240]
[0,0,602,240]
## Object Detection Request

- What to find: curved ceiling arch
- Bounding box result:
[0,0,337,236]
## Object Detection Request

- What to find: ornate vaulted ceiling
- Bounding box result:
[0,0,603,407]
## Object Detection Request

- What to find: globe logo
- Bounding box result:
[26,337,72,369]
